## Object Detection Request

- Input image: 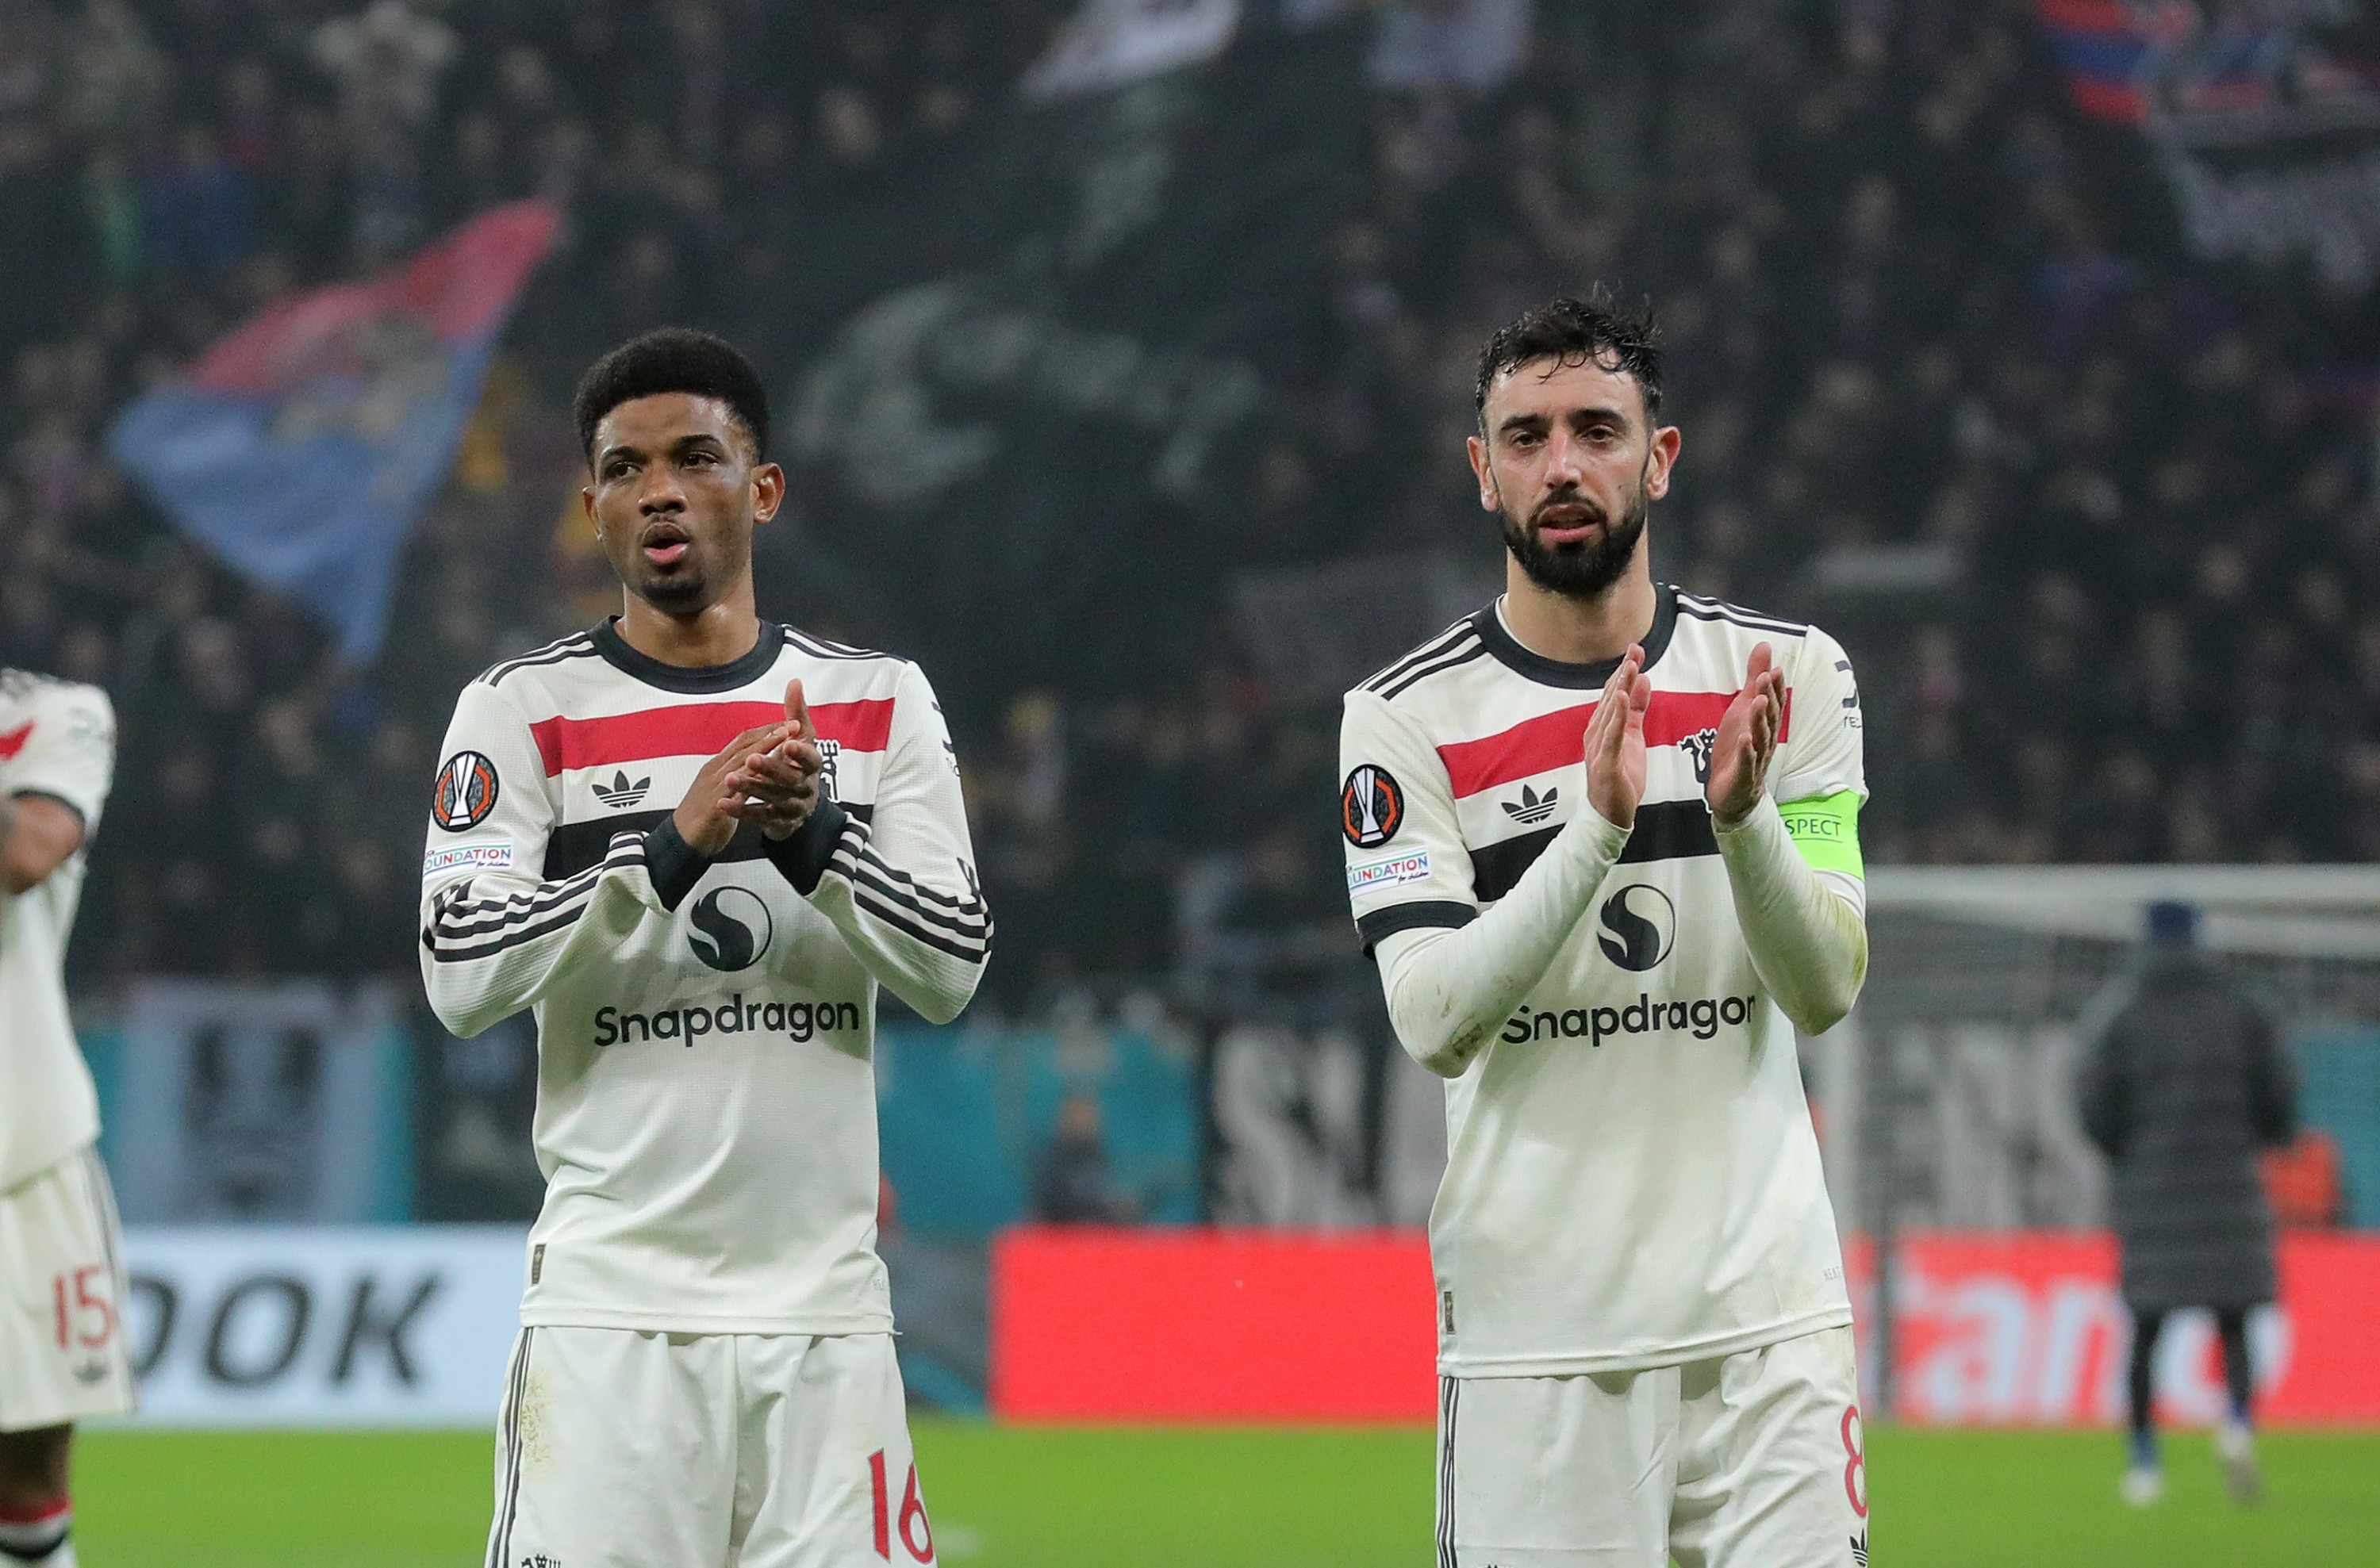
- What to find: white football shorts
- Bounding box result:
[0,1145,136,1431]
[1436,1325,1868,1568]
[486,1325,935,1568]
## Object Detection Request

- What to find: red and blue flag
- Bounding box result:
[109,201,560,661]
[2034,0,2165,121]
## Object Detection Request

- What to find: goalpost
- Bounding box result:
[1819,865,2380,1417]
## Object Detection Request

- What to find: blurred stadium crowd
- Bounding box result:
[1,0,2374,1006]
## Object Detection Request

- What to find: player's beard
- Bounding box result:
[1500,476,1649,600]
[633,561,713,613]
[621,530,733,614]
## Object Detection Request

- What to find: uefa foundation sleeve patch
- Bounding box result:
[1347,849,1430,894]
[424,840,514,877]
[432,749,501,831]
[1342,765,1403,848]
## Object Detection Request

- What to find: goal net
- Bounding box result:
[1817,865,2380,1418]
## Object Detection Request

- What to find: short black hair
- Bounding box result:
[573,328,770,466]
[1474,289,1663,426]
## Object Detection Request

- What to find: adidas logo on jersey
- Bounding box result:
[1850,1529,1868,1566]
[1502,784,1558,825]
[593,771,651,808]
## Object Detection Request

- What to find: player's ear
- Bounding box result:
[750,462,786,526]
[581,483,600,539]
[1466,433,1499,512]
[1644,424,1682,501]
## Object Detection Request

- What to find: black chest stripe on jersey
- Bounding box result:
[1468,799,1719,902]
[1617,802,1722,865]
[544,804,875,880]
[1468,827,1557,902]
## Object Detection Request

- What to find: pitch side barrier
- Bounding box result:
[106,1226,526,1427]
[989,1228,2380,1425]
[79,1224,2380,1427]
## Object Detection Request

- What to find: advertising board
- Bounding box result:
[990,1229,2380,1424]
[118,1226,527,1427]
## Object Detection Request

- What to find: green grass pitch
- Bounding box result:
[73,1424,2380,1566]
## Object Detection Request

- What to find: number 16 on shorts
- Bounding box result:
[869,1449,935,1562]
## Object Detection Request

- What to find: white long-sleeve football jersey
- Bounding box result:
[0,671,115,1190]
[1341,586,1865,1376]
[419,619,988,1334]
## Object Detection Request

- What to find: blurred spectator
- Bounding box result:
[1369,0,1534,94]
[57,0,167,148]
[2079,901,2299,1509]
[312,0,456,261]
[1031,1094,1134,1224]
[142,125,251,278]
[0,0,2367,1000]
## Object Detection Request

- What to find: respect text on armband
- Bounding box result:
[593,994,863,1048]
[1502,992,1762,1048]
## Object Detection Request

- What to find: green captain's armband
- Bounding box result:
[1777,790,1864,878]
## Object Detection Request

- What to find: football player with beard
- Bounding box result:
[1339,293,1871,1568]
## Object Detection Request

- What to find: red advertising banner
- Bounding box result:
[1867,1231,2380,1427]
[990,1228,1436,1422]
[990,1227,2380,1425]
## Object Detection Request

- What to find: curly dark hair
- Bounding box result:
[572,327,771,465]
[1473,289,1663,426]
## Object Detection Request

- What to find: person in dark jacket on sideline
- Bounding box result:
[1031,1094,1134,1224]
[2079,900,2297,1509]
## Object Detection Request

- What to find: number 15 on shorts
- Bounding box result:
[869,1449,934,1562]
[53,1266,116,1350]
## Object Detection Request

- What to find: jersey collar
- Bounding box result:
[590,616,785,693]
[1472,583,1679,689]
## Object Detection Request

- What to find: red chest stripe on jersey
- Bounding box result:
[529,699,896,776]
[1435,690,1791,799]
[0,722,29,760]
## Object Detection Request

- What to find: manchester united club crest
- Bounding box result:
[817,737,843,801]
[1342,765,1404,849]
[1679,726,1718,786]
[432,749,501,831]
